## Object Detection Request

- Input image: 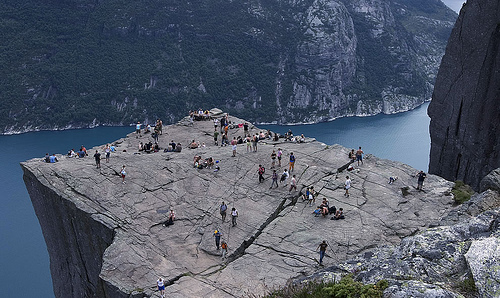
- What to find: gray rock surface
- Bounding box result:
[22,115,455,297]
[480,168,500,193]
[465,237,500,297]
[428,0,500,190]
[307,199,500,297]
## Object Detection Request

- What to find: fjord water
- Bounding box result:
[0,102,429,297]
[0,126,133,297]
[261,102,431,172]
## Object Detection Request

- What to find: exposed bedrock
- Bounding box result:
[23,115,456,297]
[306,185,500,297]
[428,0,500,190]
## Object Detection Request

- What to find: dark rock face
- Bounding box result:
[428,0,500,190]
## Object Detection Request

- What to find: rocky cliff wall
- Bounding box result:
[428,0,500,190]
[22,164,136,297]
[22,114,458,297]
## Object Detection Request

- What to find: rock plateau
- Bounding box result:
[23,114,459,297]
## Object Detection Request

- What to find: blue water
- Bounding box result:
[261,102,430,172]
[0,126,133,298]
[0,103,429,296]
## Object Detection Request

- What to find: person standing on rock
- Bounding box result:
[289,175,297,192]
[289,152,296,172]
[214,229,221,250]
[220,201,227,222]
[120,165,127,184]
[356,147,364,166]
[252,134,258,152]
[231,137,237,157]
[157,277,165,298]
[317,240,328,265]
[105,144,111,163]
[94,150,101,169]
[213,130,219,146]
[277,148,283,167]
[271,150,277,168]
[344,176,351,197]
[417,170,427,190]
[231,207,238,227]
[135,122,141,137]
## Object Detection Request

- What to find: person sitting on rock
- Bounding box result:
[332,208,345,220]
[44,153,50,163]
[164,208,175,226]
[312,208,322,217]
[206,157,214,169]
[188,140,199,149]
[169,141,176,151]
[173,143,182,152]
[302,187,310,202]
[194,155,202,167]
[319,198,329,217]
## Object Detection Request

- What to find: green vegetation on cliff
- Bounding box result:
[0,0,455,133]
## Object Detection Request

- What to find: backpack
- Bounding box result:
[221,242,227,249]
[259,167,265,175]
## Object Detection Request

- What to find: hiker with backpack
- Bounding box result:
[221,241,228,260]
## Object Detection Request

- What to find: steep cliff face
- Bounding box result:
[428,0,500,190]
[1,0,455,133]
[22,166,134,297]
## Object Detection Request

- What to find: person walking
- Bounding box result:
[280,169,289,186]
[220,201,227,221]
[221,241,228,260]
[231,207,238,227]
[270,170,278,189]
[344,176,351,197]
[157,277,165,298]
[213,229,221,250]
[289,175,297,192]
[94,150,101,169]
[356,147,364,166]
[258,165,265,183]
[417,170,427,190]
[289,152,296,172]
[317,240,328,265]
[120,165,127,184]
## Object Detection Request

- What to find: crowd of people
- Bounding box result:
[38,111,433,290]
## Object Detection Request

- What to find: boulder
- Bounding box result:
[480,168,500,193]
[465,237,500,298]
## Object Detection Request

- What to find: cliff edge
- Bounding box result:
[428,0,500,190]
[22,114,456,297]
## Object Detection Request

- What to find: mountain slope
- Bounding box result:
[0,0,456,133]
